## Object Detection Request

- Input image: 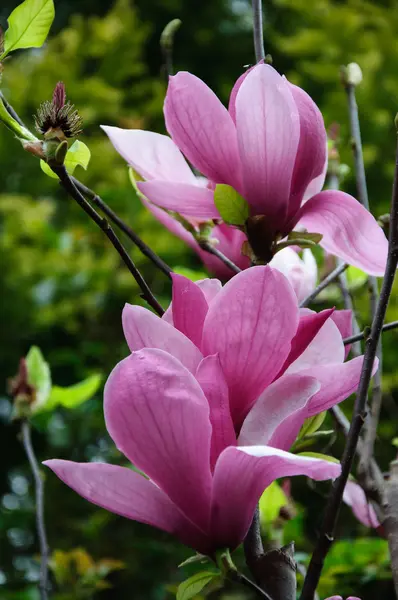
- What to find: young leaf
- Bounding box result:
[0,95,38,141]
[214,184,249,226]
[298,411,327,440]
[298,451,340,464]
[176,571,219,600]
[259,480,287,525]
[2,0,55,60]
[25,346,51,411]
[45,374,102,411]
[40,140,91,179]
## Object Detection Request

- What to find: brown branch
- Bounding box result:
[198,239,242,274]
[299,262,348,308]
[384,460,398,596]
[343,320,398,345]
[252,0,265,62]
[300,133,398,600]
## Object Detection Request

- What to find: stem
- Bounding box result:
[299,262,348,308]
[252,0,265,62]
[243,506,264,566]
[227,569,275,600]
[53,166,164,316]
[345,80,383,474]
[0,91,26,127]
[300,135,398,600]
[21,421,49,600]
[384,460,398,596]
[70,178,172,279]
[198,239,242,274]
[343,320,398,345]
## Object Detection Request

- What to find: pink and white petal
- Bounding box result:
[235,64,300,225]
[141,197,198,250]
[44,460,211,553]
[196,355,236,470]
[286,309,344,374]
[287,82,327,216]
[122,304,202,374]
[101,127,196,183]
[104,349,213,530]
[164,72,242,191]
[210,446,341,550]
[138,181,220,220]
[302,156,328,203]
[238,374,320,447]
[300,356,378,416]
[171,273,209,349]
[280,308,336,375]
[196,278,223,303]
[228,64,259,123]
[330,309,353,359]
[202,266,299,426]
[270,248,317,303]
[198,225,250,279]
[295,191,388,276]
[343,480,380,528]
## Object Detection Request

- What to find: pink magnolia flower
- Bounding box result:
[122,266,374,436]
[343,479,380,529]
[269,248,317,304]
[44,348,340,555]
[325,596,361,600]
[107,63,387,275]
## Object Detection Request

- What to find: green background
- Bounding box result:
[1,0,398,598]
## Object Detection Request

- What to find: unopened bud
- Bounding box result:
[341,63,363,87]
[160,19,182,51]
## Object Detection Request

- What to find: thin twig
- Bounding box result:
[300,134,398,600]
[345,79,383,473]
[198,239,242,274]
[227,568,274,600]
[21,421,49,600]
[252,0,265,62]
[299,262,348,308]
[70,177,172,279]
[53,166,164,316]
[343,320,398,345]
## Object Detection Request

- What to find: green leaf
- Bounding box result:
[298,451,340,464]
[173,266,208,282]
[2,0,55,60]
[275,231,323,252]
[176,571,219,600]
[0,95,38,141]
[178,554,209,568]
[259,480,287,525]
[45,374,102,411]
[214,184,249,226]
[345,265,367,290]
[40,140,91,179]
[298,411,327,440]
[25,346,51,411]
[128,167,144,195]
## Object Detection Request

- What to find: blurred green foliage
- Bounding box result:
[1,0,398,599]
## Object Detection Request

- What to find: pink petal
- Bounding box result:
[197,224,250,278]
[104,349,213,530]
[196,355,236,470]
[331,309,353,359]
[238,374,320,449]
[295,190,388,276]
[164,72,242,191]
[138,181,220,220]
[228,64,258,123]
[286,308,344,374]
[287,82,327,216]
[171,273,209,348]
[210,446,341,550]
[163,278,222,326]
[202,266,299,426]
[343,480,380,528]
[43,460,211,553]
[235,64,300,226]
[302,158,327,203]
[141,197,198,249]
[122,304,202,374]
[270,248,317,303]
[101,126,196,183]
[281,308,336,373]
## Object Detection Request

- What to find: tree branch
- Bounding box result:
[243,506,264,566]
[227,568,275,600]
[198,239,242,274]
[252,0,265,62]
[343,320,398,345]
[300,133,398,600]
[299,262,348,308]
[384,460,398,596]
[21,421,49,600]
[53,166,164,316]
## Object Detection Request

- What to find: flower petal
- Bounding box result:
[343,480,380,528]
[210,446,341,550]
[202,266,299,426]
[101,126,196,183]
[141,197,198,249]
[171,273,209,348]
[196,355,236,470]
[287,82,327,215]
[235,64,300,225]
[197,225,250,278]
[163,277,222,326]
[295,190,388,276]
[228,64,257,123]
[270,248,317,303]
[138,181,220,220]
[238,373,320,448]
[122,304,202,374]
[331,309,353,359]
[104,349,213,530]
[43,460,211,553]
[164,72,242,191]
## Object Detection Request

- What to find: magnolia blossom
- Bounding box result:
[269,248,317,304]
[326,596,361,600]
[45,348,340,555]
[343,479,380,529]
[103,63,388,275]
